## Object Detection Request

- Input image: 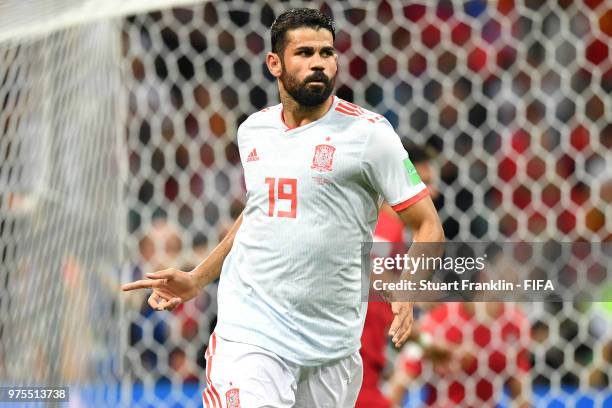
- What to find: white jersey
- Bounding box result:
[215,96,428,366]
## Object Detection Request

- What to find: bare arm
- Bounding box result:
[388,196,444,347]
[121,212,243,310]
[396,195,444,245]
[191,212,243,289]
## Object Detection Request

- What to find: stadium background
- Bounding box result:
[0,0,610,406]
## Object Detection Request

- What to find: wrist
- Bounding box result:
[189,268,206,291]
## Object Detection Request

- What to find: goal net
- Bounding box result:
[0,0,201,406]
[1,16,124,408]
[1,0,610,406]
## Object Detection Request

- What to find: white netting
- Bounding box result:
[0,0,201,406]
[121,1,610,406]
[1,0,610,406]
[0,20,124,405]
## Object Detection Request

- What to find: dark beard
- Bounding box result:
[280,69,335,107]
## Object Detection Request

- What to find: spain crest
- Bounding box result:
[226,388,240,408]
[311,144,335,172]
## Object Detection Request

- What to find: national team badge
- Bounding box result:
[311,144,335,172]
[226,388,240,408]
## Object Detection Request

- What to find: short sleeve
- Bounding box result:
[361,121,429,212]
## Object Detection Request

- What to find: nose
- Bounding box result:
[309,53,325,70]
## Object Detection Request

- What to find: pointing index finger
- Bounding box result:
[121,279,164,291]
[146,270,175,280]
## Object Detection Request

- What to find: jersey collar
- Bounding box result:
[280,96,338,133]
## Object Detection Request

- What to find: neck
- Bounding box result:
[280,91,333,129]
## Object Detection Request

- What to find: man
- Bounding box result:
[388,302,531,407]
[356,143,439,408]
[122,8,443,408]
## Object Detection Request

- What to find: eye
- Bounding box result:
[319,48,336,57]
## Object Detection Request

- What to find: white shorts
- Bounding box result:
[202,332,363,408]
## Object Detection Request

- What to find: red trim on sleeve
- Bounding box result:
[391,188,429,212]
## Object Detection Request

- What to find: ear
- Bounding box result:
[266,52,282,78]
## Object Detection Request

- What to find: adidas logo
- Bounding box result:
[246,148,259,162]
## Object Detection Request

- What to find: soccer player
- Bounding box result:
[388,302,531,407]
[122,8,444,408]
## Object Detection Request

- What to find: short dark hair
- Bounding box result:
[401,140,438,164]
[270,8,335,56]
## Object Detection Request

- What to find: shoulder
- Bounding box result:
[332,98,391,128]
[332,98,397,143]
[238,103,282,133]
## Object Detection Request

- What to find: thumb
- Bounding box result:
[158,297,182,310]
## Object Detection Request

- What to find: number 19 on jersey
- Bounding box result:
[265,177,297,218]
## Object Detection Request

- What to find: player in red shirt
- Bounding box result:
[389,302,531,407]
[356,143,440,408]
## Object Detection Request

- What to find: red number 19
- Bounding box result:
[265,177,297,218]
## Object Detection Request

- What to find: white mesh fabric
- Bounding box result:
[0,21,124,405]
